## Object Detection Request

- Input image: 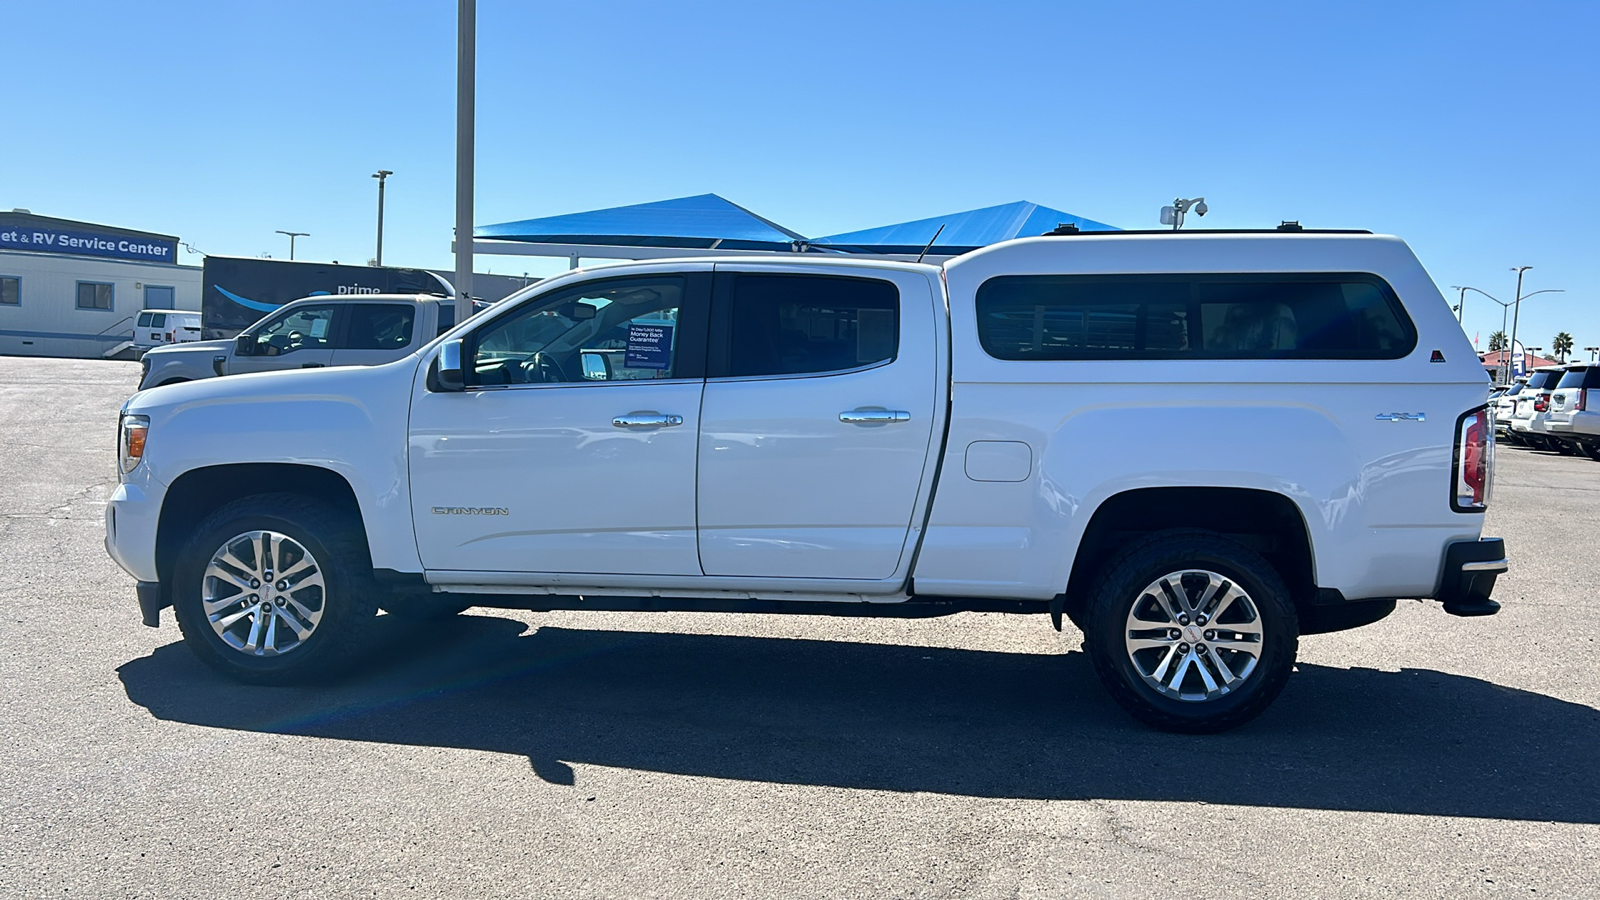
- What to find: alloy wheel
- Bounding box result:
[202,530,326,657]
[1123,569,1263,702]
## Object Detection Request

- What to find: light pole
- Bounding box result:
[372,169,393,266]
[454,0,476,323]
[275,230,308,261]
[1586,346,1599,363]
[1459,284,1564,383]
[1507,266,1533,380]
[1449,285,1469,324]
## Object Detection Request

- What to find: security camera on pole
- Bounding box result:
[1160,197,1207,230]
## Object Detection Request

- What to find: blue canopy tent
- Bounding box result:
[475,193,808,253]
[470,195,1117,265]
[811,201,1119,256]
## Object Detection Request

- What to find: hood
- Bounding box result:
[142,339,234,358]
[126,352,422,414]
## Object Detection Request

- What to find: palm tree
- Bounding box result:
[1488,331,1507,352]
[1553,332,1574,362]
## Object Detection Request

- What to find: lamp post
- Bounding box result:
[454,0,475,323]
[1449,285,1469,324]
[274,230,308,261]
[372,169,393,266]
[1587,346,1600,363]
[1507,266,1533,380]
[1458,284,1564,383]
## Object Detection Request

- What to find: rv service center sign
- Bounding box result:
[0,223,178,264]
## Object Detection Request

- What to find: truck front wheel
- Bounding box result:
[171,494,378,684]
[1083,530,1298,734]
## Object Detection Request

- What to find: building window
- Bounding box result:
[77,281,114,311]
[0,276,18,306]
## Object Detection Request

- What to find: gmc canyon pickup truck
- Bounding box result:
[107,231,1505,732]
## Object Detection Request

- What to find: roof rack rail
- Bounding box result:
[1038,227,1373,237]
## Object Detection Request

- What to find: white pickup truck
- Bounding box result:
[136,293,456,390]
[107,231,1505,733]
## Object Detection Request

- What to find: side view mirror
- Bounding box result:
[435,339,465,391]
[235,334,255,356]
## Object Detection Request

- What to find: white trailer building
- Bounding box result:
[0,210,201,359]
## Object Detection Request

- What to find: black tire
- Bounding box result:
[172,493,378,684]
[1083,529,1298,734]
[1583,443,1600,462]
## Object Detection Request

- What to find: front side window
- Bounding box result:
[76,282,113,310]
[0,276,19,306]
[469,277,690,386]
[248,305,335,356]
[722,273,899,378]
[342,304,415,350]
[976,273,1416,360]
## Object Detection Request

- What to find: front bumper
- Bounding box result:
[1435,538,1506,617]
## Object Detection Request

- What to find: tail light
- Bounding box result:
[1534,394,1549,412]
[1452,406,1492,512]
[1579,389,1589,412]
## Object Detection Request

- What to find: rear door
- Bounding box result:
[695,266,939,580]
[331,301,420,367]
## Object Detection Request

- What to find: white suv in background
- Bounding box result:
[1545,364,1600,460]
[1508,366,1567,449]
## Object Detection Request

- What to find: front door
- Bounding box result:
[409,270,711,575]
[696,267,939,580]
[229,303,337,374]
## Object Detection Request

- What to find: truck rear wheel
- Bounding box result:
[1083,530,1298,734]
[171,494,378,684]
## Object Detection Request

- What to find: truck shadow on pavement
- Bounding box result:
[119,614,1599,823]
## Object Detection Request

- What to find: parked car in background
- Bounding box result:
[1492,381,1524,436]
[132,309,202,356]
[1545,363,1600,460]
[1508,366,1567,449]
[137,294,463,390]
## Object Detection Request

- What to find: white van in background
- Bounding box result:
[133,310,202,356]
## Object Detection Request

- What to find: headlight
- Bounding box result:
[119,414,150,474]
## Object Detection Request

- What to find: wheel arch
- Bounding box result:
[1061,486,1317,621]
[156,464,370,586]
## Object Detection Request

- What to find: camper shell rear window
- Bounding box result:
[975,272,1417,360]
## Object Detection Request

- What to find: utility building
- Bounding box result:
[0,210,201,359]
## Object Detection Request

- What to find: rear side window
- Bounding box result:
[1525,371,1562,391]
[1556,367,1600,389]
[975,273,1416,360]
[343,304,416,350]
[150,313,167,328]
[722,273,899,377]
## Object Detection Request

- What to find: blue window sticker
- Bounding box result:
[625,322,673,370]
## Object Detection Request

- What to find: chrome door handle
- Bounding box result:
[1375,412,1426,422]
[612,413,683,428]
[839,409,911,424]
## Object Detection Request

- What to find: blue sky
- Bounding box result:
[3,1,1597,356]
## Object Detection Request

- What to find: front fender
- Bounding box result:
[125,360,424,573]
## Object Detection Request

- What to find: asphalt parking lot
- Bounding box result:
[2,356,1597,899]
